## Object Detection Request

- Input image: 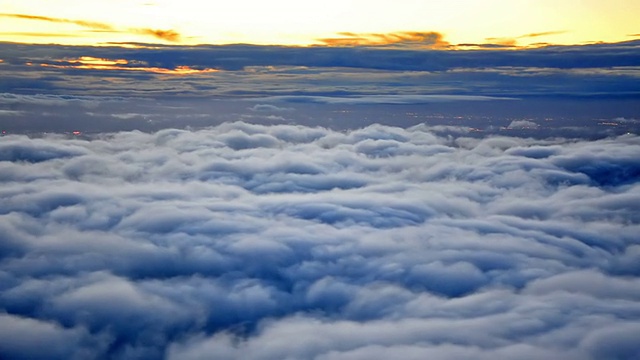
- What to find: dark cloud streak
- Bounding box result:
[0,40,638,106]
[2,39,638,72]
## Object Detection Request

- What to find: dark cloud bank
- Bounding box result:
[2,40,638,137]
[1,122,640,359]
[1,40,639,100]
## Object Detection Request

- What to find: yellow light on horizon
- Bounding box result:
[0,0,638,47]
[74,57,128,66]
[37,56,219,75]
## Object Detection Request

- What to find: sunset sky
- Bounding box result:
[1,0,639,46]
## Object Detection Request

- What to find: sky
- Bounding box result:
[1,0,640,46]
[1,1,640,360]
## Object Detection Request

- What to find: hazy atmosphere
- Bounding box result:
[1,1,639,359]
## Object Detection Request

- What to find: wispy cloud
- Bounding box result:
[317,31,449,48]
[1,13,114,30]
[0,32,81,37]
[0,13,181,42]
[317,30,566,50]
[518,30,567,39]
[133,28,181,42]
[484,30,567,48]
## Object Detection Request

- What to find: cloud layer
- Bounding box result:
[1,41,638,136]
[1,40,639,100]
[1,122,639,359]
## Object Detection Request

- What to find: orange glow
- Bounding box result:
[484,38,518,47]
[103,43,167,49]
[72,56,129,66]
[38,56,218,75]
[317,31,450,48]
[133,28,180,42]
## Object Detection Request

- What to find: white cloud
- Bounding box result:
[0,110,24,116]
[507,120,539,129]
[249,104,294,112]
[1,122,639,359]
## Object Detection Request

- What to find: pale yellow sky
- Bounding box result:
[0,0,639,46]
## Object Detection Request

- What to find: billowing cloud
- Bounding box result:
[507,120,539,129]
[1,122,639,359]
[249,104,294,112]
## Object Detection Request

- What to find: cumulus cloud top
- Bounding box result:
[1,122,639,359]
[507,120,539,129]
